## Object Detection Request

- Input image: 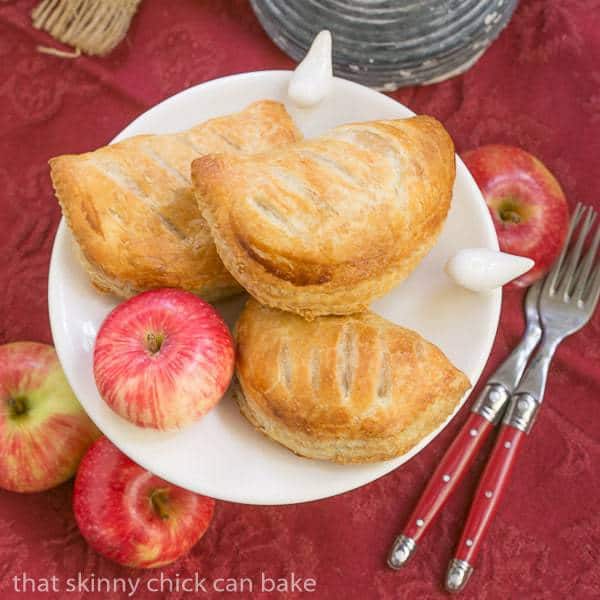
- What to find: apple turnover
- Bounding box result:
[193,115,455,318]
[50,101,302,300]
[235,299,471,463]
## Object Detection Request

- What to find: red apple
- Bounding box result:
[74,436,214,568]
[94,288,234,431]
[462,145,570,288]
[0,342,100,492]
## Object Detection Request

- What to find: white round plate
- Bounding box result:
[49,71,500,505]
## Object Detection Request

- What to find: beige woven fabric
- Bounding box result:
[31,0,142,56]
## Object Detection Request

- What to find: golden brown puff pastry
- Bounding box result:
[235,299,470,463]
[192,115,455,318]
[49,101,302,300]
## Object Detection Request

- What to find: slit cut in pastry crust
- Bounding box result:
[192,115,455,318]
[235,299,471,463]
[50,100,302,300]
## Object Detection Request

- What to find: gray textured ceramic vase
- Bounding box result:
[250,0,518,90]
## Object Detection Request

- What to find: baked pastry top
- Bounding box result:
[235,299,471,463]
[50,100,302,300]
[192,115,455,318]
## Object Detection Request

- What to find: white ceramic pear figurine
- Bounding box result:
[445,248,535,293]
[288,30,333,108]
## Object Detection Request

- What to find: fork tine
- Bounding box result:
[558,207,597,297]
[546,203,585,294]
[585,263,600,310]
[574,222,600,302]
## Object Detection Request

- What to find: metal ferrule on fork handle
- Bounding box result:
[471,383,510,424]
[502,393,540,433]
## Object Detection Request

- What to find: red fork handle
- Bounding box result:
[388,412,495,568]
[405,413,495,541]
[446,424,527,592]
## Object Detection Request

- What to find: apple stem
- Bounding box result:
[150,488,170,520]
[8,396,28,417]
[146,332,164,355]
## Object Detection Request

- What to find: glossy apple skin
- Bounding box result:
[74,436,215,568]
[462,145,570,288]
[94,289,235,430]
[0,342,100,493]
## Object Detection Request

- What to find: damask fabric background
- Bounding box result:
[1,0,599,599]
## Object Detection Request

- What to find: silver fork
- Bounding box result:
[446,203,600,592]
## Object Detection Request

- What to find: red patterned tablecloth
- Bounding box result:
[1,1,599,598]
